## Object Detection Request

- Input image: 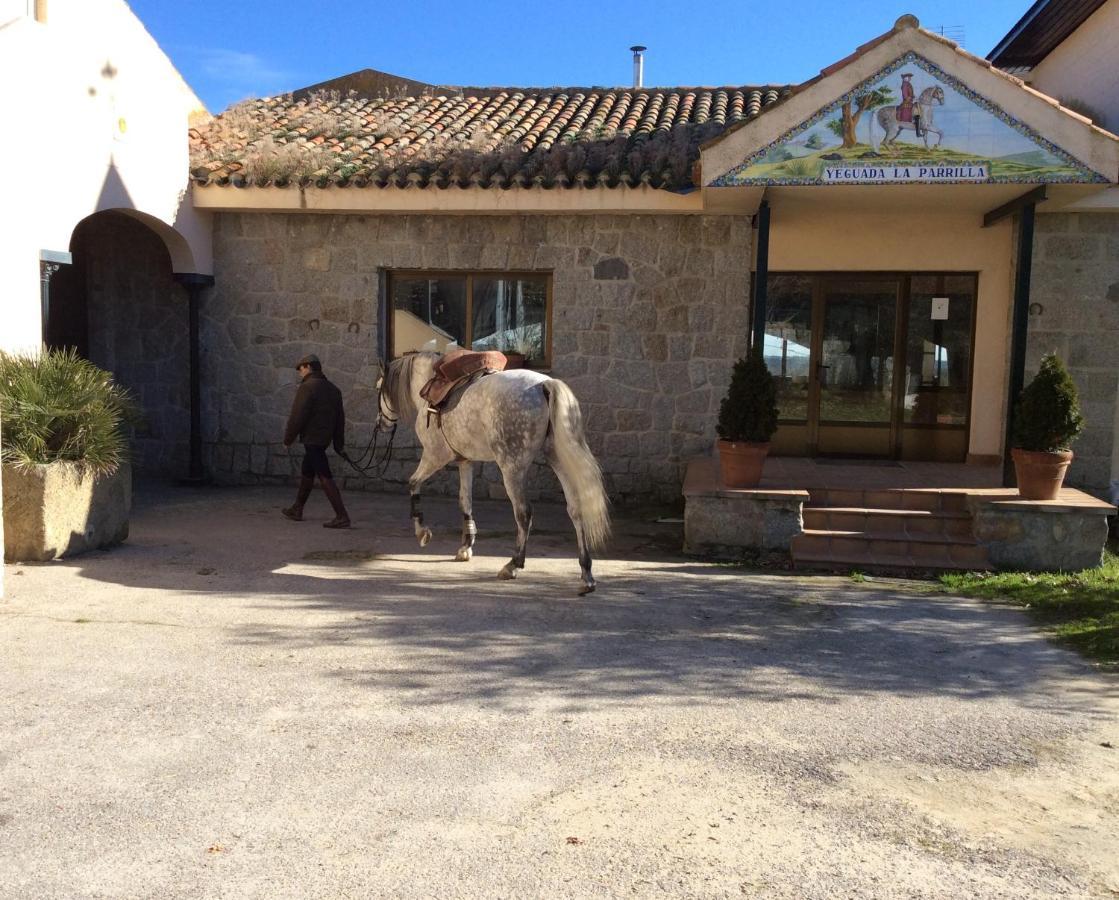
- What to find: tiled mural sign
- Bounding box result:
[713,53,1106,186]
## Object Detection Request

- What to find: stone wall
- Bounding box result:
[201,213,753,506]
[1028,213,1119,498]
[82,213,191,474]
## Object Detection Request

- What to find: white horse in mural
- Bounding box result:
[874,85,946,149]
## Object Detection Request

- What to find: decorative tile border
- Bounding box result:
[710,52,1109,187]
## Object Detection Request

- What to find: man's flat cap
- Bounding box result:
[295,353,321,369]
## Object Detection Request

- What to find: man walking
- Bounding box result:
[282,353,351,528]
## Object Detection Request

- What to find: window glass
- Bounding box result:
[470,276,548,363]
[764,275,814,421]
[391,277,467,354]
[903,275,974,425]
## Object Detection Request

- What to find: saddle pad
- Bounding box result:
[420,350,508,409]
[437,349,507,381]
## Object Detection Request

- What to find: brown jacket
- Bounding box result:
[284,371,345,451]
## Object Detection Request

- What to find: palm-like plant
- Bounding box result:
[0,349,140,475]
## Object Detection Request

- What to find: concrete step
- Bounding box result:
[807,488,971,515]
[802,506,975,539]
[790,529,990,572]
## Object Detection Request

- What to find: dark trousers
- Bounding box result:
[301,444,333,479]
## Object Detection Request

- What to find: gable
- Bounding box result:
[711,51,1109,186]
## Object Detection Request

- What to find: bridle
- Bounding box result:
[338,366,398,477]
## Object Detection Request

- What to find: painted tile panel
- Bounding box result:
[712,52,1107,186]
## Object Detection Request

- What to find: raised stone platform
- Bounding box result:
[682,457,808,558]
[683,456,1116,571]
[968,488,1116,572]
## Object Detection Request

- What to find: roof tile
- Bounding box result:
[190,83,790,190]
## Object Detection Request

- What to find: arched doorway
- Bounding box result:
[48,211,191,474]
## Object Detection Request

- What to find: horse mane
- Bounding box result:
[384,351,439,421]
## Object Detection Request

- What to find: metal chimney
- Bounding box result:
[630,45,646,88]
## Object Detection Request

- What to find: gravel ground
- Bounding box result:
[1,482,1117,899]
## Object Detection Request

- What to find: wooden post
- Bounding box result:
[1003,202,1035,487]
[752,200,770,357]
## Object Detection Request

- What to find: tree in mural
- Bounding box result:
[825,88,897,147]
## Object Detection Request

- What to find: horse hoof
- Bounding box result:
[455,548,472,562]
[418,529,433,548]
[498,565,517,581]
[578,582,596,596]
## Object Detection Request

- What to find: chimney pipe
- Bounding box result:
[630,45,646,88]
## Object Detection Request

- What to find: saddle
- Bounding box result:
[419,348,508,410]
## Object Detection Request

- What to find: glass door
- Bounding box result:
[811,277,901,457]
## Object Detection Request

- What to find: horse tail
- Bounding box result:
[542,379,611,550]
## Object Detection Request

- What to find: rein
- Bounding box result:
[339,387,398,478]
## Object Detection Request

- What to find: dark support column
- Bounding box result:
[39,249,73,347]
[751,200,770,357]
[173,273,215,484]
[1003,202,1036,487]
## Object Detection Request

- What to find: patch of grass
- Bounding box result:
[940,547,1119,665]
[849,571,867,583]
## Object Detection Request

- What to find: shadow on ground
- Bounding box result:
[51,481,1115,714]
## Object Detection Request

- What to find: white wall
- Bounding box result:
[1027,0,1119,134]
[0,0,212,355]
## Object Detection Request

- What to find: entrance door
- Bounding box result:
[810,277,901,457]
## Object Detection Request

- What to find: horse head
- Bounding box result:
[922,86,946,105]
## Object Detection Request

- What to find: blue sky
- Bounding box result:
[129,0,1032,113]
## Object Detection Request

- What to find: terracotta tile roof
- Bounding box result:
[189,84,790,190]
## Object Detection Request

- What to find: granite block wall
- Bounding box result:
[1028,213,1119,498]
[201,213,753,506]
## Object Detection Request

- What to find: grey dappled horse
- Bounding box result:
[376,352,610,595]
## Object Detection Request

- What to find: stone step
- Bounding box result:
[808,488,971,515]
[790,529,990,572]
[802,506,975,539]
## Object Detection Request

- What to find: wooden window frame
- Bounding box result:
[385,269,554,368]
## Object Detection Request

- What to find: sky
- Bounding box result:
[128,0,1032,114]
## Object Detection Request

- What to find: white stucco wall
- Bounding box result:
[0,0,212,356]
[1027,0,1119,134]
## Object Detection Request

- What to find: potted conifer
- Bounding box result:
[716,351,779,489]
[1010,353,1083,500]
[1,349,139,561]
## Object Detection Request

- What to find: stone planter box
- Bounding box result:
[2,462,131,562]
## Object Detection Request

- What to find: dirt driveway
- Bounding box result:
[2,483,1117,898]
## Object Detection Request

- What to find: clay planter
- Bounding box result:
[1011,448,1073,501]
[2,462,131,562]
[717,439,770,489]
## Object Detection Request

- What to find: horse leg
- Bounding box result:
[455,460,477,562]
[497,464,532,581]
[549,454,596,596]
[408,454,446,548]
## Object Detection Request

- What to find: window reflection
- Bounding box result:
[764,275,813,421]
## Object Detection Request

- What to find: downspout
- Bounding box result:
[1003,202,1036,487]
[173,273,215,484]
[752,200,771,356]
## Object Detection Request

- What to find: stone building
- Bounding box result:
[181,14,1119,506]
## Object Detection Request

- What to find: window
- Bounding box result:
[388,272,550,366]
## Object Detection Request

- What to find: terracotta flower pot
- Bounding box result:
[717,439,770,489]
[1011,448,1073,501]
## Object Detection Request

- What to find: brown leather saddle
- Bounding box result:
[419,349,508,411]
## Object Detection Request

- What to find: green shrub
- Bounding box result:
[1012,353,1083,452]
[716,351,779,443]
[0,348,140,475]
